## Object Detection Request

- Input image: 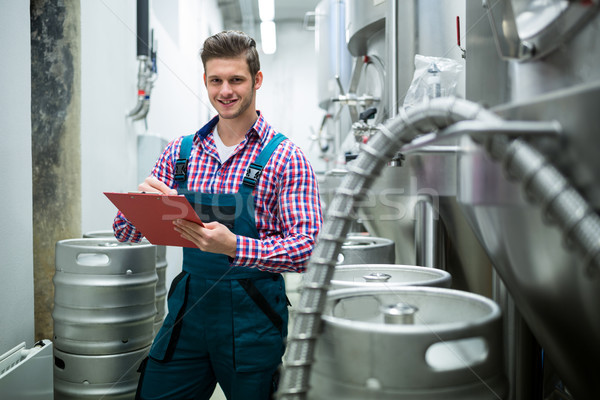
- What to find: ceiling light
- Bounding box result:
[260,21,276,54]
[258,0,275,22]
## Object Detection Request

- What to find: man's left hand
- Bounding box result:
[173,219,237,258]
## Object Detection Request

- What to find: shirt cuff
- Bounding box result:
[231,235,262,267]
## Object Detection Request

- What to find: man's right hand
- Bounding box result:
[138,176,178,195]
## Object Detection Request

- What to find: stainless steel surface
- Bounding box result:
[362,272,391,282]
[315,0,352,110]
[337,236,395,265]
[355,163,418,265]
[414,195,439,268]
[53,345,149,400]
[466,1,510,107]
[83,231,167,334]
[345,0,385,57]
[331,264,452,289]
[53,238,157,355]
[381,302,418,325]
[457,84,600,400]
[308,287,506,399]
[483,0,599,61]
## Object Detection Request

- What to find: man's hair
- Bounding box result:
[200,31,260,78]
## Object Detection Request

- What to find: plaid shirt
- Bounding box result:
[113,113,322,274]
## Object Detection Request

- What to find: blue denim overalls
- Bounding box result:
[136,128,289,400]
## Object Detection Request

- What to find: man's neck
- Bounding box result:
[216,113,258,146]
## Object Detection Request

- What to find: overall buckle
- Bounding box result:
[243,163,263,187]
[174,158,188,182]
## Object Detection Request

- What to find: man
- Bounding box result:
[113,31,322,400]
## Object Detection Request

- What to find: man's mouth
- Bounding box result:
[219,99,237,105]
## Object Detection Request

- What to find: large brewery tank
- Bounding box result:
[460,2,600,399]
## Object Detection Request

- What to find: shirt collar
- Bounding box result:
[194,111,270,145]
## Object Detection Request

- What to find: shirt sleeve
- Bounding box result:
[112,137,181,242]
[231,145,323,273]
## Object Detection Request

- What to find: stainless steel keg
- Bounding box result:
[331,264,451,289]
[83,230,167,333]
[154,244,167,334]
[308,286,507,399]
[53,345,149,400]
[338,236,395,265]
[53,238,157,355]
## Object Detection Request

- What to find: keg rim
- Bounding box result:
[341,235,395,249]
[332,264,451,287]
[322,286,501,333]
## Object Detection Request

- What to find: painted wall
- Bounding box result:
[0,0,35,353]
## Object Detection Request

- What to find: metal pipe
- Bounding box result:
[276,97,600,399]
[414,196,438,268]
[386,0,398,117]
[136,0,149,57]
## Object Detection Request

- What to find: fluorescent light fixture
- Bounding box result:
[258,0,275,21]
[260,21,276,54]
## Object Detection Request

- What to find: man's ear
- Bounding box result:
[254,71,263,90]
[203,73,207,86]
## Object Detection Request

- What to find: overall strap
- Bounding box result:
[242,133,287,189]
[174,134,195,187]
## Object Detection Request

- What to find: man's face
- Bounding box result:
[204,56,262,121]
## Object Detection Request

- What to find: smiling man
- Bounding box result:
[113,31,322,400]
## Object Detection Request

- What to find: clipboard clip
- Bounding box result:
[174,158,188,182]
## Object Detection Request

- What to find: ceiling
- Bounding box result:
[217,0,321,36]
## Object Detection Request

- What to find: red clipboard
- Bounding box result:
[104,192,204,248]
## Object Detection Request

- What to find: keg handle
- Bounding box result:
[362,272,392,282]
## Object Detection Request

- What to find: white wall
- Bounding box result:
[0,0,35,352]
[258,21,326,173]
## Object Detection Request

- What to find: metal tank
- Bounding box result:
[331,264,452,289]
[53,238,157,355]
[308,286,507,399]
[53,345,149,400]
[337,235,395,265]
[83,230,167,335]
[336,0,496,299]
[461,2,600,399]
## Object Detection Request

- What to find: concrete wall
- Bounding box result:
[0,0,35,353]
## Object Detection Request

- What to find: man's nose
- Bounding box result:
[220,82,233,96]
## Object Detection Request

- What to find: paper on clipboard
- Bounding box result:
[104,192,204,248]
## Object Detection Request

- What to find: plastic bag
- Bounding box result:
[402,54,464,110]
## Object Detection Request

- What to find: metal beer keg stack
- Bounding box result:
[53,238,158,399]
